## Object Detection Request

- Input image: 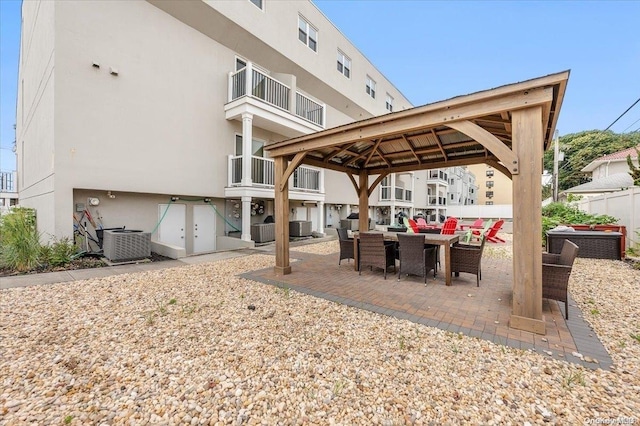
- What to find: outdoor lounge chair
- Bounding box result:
[460,218,484,231]
[450,233,486,286]
[358,233,396,279]
[542,239,579,319]
[397,233,437,283]
[337,228,354,265]
[416,217,431,230]
[475,219,505,243]
[427,217,459,272]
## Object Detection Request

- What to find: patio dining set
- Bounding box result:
[337,217,580,320]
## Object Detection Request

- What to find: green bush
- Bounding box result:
[541,202,618,241]
[0,208,42,272]
[41,237,77,267]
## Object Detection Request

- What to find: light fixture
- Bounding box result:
[109,67,119,76]
[88,197,100,206]
[107,191,116,199]
[204,198,211,203]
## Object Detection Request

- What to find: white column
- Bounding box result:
[242,113,253,186]
[241,195,252,241]
[319,169,325,194]
[317,201,325,235]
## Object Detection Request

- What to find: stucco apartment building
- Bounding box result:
[16,0,470,255]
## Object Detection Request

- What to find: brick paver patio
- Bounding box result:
[243,243,612,370]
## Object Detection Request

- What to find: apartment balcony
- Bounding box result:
[226,155,324,201]
[426,170,449,184]
[225,62,325,138]
[428,196,447,206]
[378,186,413,207]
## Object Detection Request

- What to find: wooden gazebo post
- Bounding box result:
[358,170,369,233]
[510,106,545,334]
[274,156,291,275]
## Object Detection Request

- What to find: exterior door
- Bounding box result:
[193,205,216,254]
[158,204,186,248]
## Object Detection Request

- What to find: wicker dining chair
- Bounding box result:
[358,233,396,279]
[337,228,354,265]
[450,235,486,286]
[542,239,579,319]
[397,233,437,283]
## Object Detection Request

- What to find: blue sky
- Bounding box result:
[1,0,639,172]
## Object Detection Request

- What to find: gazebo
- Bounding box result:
[264,71,569,335]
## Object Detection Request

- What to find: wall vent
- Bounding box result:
[103,230,151,262]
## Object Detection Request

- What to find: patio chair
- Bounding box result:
[416,217,430,230]
[337,228,354,265]
[542,239,579,319]
[358,233,396,279]
[397,233,437,283]
[427,217,459,272]
[460,218,483,231]
[476,219,505,243]
[450,233,487,286]
[403,217,420,233]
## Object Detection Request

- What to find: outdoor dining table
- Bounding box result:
[353,231,460,286]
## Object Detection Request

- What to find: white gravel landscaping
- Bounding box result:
[1,238,639,425]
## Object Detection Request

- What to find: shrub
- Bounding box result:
[42,237,78,267]
[541,202,618,241]
[0,208,42,272]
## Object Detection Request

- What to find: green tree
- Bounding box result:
[627,147,640,186]
[543,130,640,191]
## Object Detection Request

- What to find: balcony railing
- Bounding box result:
[228,155,321,192]
[428,196,447,206]
[229,64,325,127]
[380,186,412,202]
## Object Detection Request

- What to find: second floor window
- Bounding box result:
[385,94,393,112]
[298,16,317,52]
[486,191,494,198]
[337,50,350,78]
[366,76,376,99]
[486,181,494,188]
[486,170,494,177]
[249,0,263,9]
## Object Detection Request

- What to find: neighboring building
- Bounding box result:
[581,145,639,180]
[0,171,18,214]
[560,145,639,200]
[467,163,513,205]
[16,0,415,253]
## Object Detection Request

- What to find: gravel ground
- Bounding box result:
[1,236,639,425]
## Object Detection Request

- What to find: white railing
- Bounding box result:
[228,62,324,128]
[296,92,324,127]
[228,155,320,192]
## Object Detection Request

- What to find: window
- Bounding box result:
[298,16,317,52]
[249,0,263,9]
[486,170,494,177]
[337,50,350,78]
[486,191,494,198]
[385,94,393,112]
[486,201,494,205]
[450,194,454,200]
[235,135,264,157]
[486,181,494,188]
[366,76,376,99]
[235,57,247,71]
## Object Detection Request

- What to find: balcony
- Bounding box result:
[228,155,321,193]
[225,62,325,138]
[428,196,447,206]
[379,186,412,203]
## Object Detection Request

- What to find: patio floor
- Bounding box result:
[242,242,612,370]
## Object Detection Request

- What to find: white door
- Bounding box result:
[193,205,216,254]
[158,204,186,248]
[309,207,318,232]
[295,207,307,220]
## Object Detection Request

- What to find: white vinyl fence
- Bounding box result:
[575,187,640,249]
[446,204,513,221]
